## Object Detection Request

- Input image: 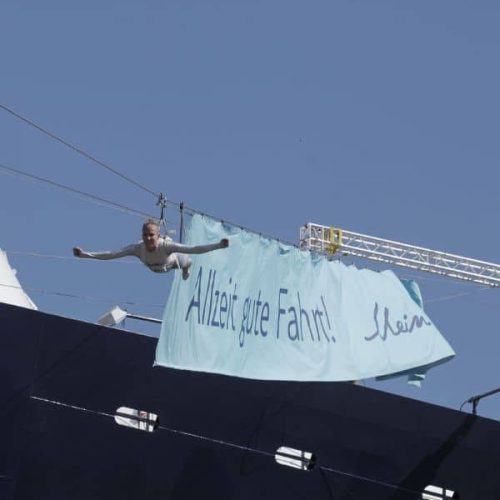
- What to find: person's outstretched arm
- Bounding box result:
[73,244,138,260]
[165,238,229,255]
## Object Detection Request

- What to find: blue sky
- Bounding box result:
[1,1,499,419]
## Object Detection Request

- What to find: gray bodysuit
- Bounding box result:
[79,237,225,273]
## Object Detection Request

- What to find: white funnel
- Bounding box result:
[0,249,37,310]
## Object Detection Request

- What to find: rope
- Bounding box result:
[2,252,492,307]
[30,395,430,496]
[3,250,137,262]
[31,395,273,457]
[179,202,185,243]
[397,271,480,286]
[0,108,215,239]
[0,103,158,198]
[165,199,299,248]
[426,286,492,304]
[320,465,426,496]
[0,162,156,219]
[4,251,79,261]
[0,282,164,308]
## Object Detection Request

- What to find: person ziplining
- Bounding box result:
[73,218,229,280]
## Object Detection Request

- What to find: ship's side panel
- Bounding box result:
[1,303,499,499]
[0,304,41,499]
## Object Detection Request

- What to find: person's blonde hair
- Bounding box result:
[142,218,160,233]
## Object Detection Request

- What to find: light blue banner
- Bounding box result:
[155,215,455,382]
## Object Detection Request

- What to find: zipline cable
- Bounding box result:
[0,162,156,220]
[3,102,496,295]
[0,104,324,247]
[3,104,492,295]
[0,103,158,198]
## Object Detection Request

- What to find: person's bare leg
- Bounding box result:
[175,254,192,280]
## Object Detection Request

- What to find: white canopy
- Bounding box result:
[0,249,37,310]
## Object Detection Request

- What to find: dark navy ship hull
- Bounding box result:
[1,302,499,499]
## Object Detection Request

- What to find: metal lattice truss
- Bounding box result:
[299,223,500,288]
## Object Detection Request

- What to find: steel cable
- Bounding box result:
[0,103,158,197]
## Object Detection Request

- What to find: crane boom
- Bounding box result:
[299,223,500,288]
